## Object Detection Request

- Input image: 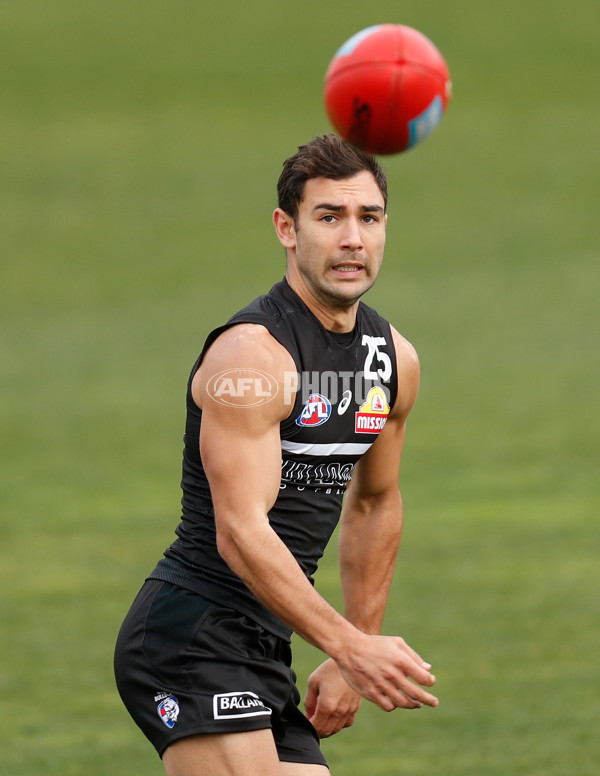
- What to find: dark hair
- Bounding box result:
[277,134,388,223]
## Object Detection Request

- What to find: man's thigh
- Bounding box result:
[162,731,330,776]
[280,761,330,775]
[163,730,280,776]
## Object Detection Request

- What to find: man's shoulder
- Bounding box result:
[389,325,419,366]
[226,280,297,326]
[358,302,417,362]
[193,323,296,417]
[203,323,294,372]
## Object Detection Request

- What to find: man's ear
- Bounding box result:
[273,208,296,249]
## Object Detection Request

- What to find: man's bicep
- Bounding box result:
[195,323,295,514]
[200,401,284,519]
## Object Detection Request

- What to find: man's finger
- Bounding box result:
[304,684,317,719]
[386,680,438,710]
[313,709,356,738]
[397,676,439,707]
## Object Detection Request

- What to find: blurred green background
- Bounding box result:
[1,1,598,774]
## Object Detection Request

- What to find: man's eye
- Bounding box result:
[321,215,337,223]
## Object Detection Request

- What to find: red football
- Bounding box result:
[324,24,452,155]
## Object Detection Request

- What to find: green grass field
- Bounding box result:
[2,1,598,773]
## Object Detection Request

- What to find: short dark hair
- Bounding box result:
[277,134,388,223]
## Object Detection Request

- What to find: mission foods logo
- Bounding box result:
[213,692,272,720]
[207,369,279,407]
[355,385,390,434]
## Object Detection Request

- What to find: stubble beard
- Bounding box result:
[302,259,376,311]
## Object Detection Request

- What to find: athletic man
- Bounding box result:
[114,134,438,775]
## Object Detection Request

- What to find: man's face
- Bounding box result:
[290,171,387,309]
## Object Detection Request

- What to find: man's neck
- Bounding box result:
[285,272,359,333]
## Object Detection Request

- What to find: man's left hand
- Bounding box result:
[304,658,362,738]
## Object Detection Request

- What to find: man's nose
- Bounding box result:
[340,219,364,251]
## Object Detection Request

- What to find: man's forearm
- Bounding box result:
[338,490,403,633]
[216,508,362,658]
[216,500,438,713]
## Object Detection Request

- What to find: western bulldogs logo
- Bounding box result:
[156,694,180,729]
[296,394,331,427]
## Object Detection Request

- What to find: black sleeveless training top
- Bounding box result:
[150,278,398,639]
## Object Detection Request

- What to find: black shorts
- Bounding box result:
[114,580,327,766]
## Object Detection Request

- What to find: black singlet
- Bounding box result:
[150,278,398,638]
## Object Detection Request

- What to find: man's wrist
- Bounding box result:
[324,618,366,664]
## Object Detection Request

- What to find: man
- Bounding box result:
[114,134,438,775]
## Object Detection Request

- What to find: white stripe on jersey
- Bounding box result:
[281,440,372,456]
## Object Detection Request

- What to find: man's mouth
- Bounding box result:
[331,261,365,273]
